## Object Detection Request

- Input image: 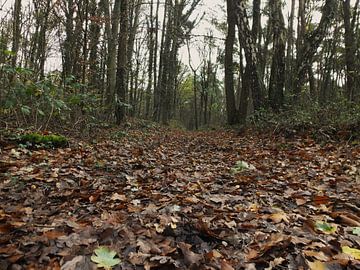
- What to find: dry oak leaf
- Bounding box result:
[61,256,96,270]
[307,260,327,270]
[178,242,203,267]
[263,211,290,224]
[221,260,235,270]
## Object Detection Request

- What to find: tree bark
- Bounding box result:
[115,0,128,124]
[11,0,22,68]
[224,0,239,125]
[285,0,295,93]
[102,0,121,108]
[233,0,265,111]
[268,0,286,111]
[293,0,337,99]
[343,0,359,101]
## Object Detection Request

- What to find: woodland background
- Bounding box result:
[0,0,359,133]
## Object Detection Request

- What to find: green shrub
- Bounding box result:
[250,100,360,140]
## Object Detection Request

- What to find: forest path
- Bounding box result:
[0,128,360,269]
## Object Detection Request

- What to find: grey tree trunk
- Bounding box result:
[294,0,337,99]
[268,0,286,111]
[224,0,239,125]
[239,0,262,124]
[115,0,129,124]
[88,0,102,90]
[343,0,360,101]
[102,0,121,108]
[234,0,266,111]
[145,0,155,118]
[11,0,22,68]
[285,0,295,93]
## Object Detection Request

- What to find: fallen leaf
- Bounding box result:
[110,193,126,201]
[352,227,360,236]
[342,246,360,259]
[178,242,203,267]
[221,260,235,270]
[91,247,121,270]
[61,256,96,270]
[308,260,326,270]
[315,221,337,234]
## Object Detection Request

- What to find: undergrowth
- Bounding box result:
[250,100,360,141]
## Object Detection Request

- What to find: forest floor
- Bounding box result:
[0,126,360,270]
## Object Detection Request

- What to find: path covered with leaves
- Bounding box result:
[0,127,360,269]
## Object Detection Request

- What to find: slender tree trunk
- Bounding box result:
[293,0,337,99]
[224,0,239,125]
[239,0,262,123]
[145,0,154,118]
[88,0,102,90]
[81,0,89,85]
[268,0,286,111]
[11,0,22,68]
[102,0,121,107]
[234,0,266,111]
[285,0,295,93]
[343,0,359,101]
[153,0,168,122]
[193,70,198,129]
[115,0,128,124]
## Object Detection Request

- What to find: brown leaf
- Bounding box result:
[61,256,97,270]
[178,242,203,267]
[221,260,235,270]
[43,230,66,240]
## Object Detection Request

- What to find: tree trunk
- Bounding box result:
[153,0,168,122]
[293,0,337,99]
[224,0,239,125]
[343,0,359,101]
[101,0,121,107]
[234,0,265,111]
[268,0,286,111]
[145,0,155,118]
[11,0,22,68]
[285,0,295,93]
[239,0,262,124]
[88,0,102,90]
[115,0,128,124]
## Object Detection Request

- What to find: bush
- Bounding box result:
[250,100,360,140]
[0,65,101,130]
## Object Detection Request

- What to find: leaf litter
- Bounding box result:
[0,127,359,269]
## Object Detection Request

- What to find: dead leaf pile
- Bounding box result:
[0,128,359,269]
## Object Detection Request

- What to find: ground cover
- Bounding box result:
[0,127,359,269]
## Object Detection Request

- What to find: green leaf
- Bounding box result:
[37,109,45,116]
[342,246,360,259]
[20,105,31,115]
[91,247,121,270]
[352,227,360,236]
[315,221,337,234]
[230,160,256,174]
[4,50,16,56]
